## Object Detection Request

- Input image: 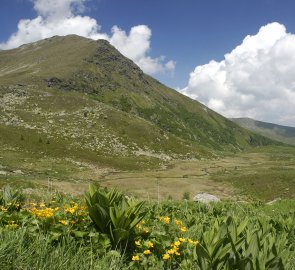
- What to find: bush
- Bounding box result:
[84,184,146,250]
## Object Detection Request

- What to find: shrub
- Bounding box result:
[84,184,146,250]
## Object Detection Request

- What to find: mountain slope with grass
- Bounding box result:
[231,117,295,146]
[0,35,280,188]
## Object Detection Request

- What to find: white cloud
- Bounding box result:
[33,0,86,20]
[181,22,295,126]
[0,0,174,75]
[109,25,175,74]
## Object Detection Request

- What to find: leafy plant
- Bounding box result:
[0,185,24,211]
[84,184,146,249]
[193,216,290,270]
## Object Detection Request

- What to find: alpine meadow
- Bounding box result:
[1,8,295,270]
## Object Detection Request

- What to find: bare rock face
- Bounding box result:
[193,193,220,204]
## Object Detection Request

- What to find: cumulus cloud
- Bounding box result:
[0,0,174,75]
[182,22,295,126]
[109,25,175,74]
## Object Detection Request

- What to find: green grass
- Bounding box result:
[0,190,294,270]
[211,146,295,200]
[0,229,125,270]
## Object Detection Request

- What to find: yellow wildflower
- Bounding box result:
[147,241,154,248]
[132,255,140,261]
[65,207,77,214]
[178,237,186,242]
[175,251,181,256]
[167,249,175,255]
[0,207,8,212]
[159,216,170,224]
[174,241,181,247]
[180,226,187,233]
[59,220,67,225]
[163,254,170,260]
[70,220,76,225]
[175,219,182,226]
[39,203,45,207]
[163,216,170,224]
[135,240,141,246]
[143,249,151,255]
[31,207,55,218]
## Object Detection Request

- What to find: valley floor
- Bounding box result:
[1,145,294,201]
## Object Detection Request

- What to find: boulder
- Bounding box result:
[193,193,220,204]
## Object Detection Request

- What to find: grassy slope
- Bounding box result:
[231,117,295,145]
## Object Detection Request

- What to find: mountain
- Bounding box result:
[231,118,295,146]
[0,35,278,179]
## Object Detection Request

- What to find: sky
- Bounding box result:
[1,0,295,126]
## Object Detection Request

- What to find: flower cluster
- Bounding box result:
[159,216,170,224]
[5,220,19,229]
[30,205,57,218]
[25,200,89,230]
[162,237,199,261]
[132,239,155,262]
[135,220,149,234]
[64,202,79,215]
[132,216,199,264]
[174,218,187,233]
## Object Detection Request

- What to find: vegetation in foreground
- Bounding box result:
[1,185,294,270]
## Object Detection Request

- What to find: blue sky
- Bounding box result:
[1,0,295,125]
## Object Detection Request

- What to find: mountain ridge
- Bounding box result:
[231,117,295,146]
[0,35,279,178]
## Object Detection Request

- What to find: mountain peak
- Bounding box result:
[0,35,278,171]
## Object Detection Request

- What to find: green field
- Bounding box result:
[1,145,294,201]
[0,186,294,269]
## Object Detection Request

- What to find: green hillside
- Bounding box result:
[231,117,295,146]
[0,35,280,188]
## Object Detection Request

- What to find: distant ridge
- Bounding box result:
[231,118,295,145]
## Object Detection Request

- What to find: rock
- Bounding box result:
[193,193,220,204]
[0,170,7,175]
[44,77,62,87]
[13,169,24,174]
[266,198,282,205]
